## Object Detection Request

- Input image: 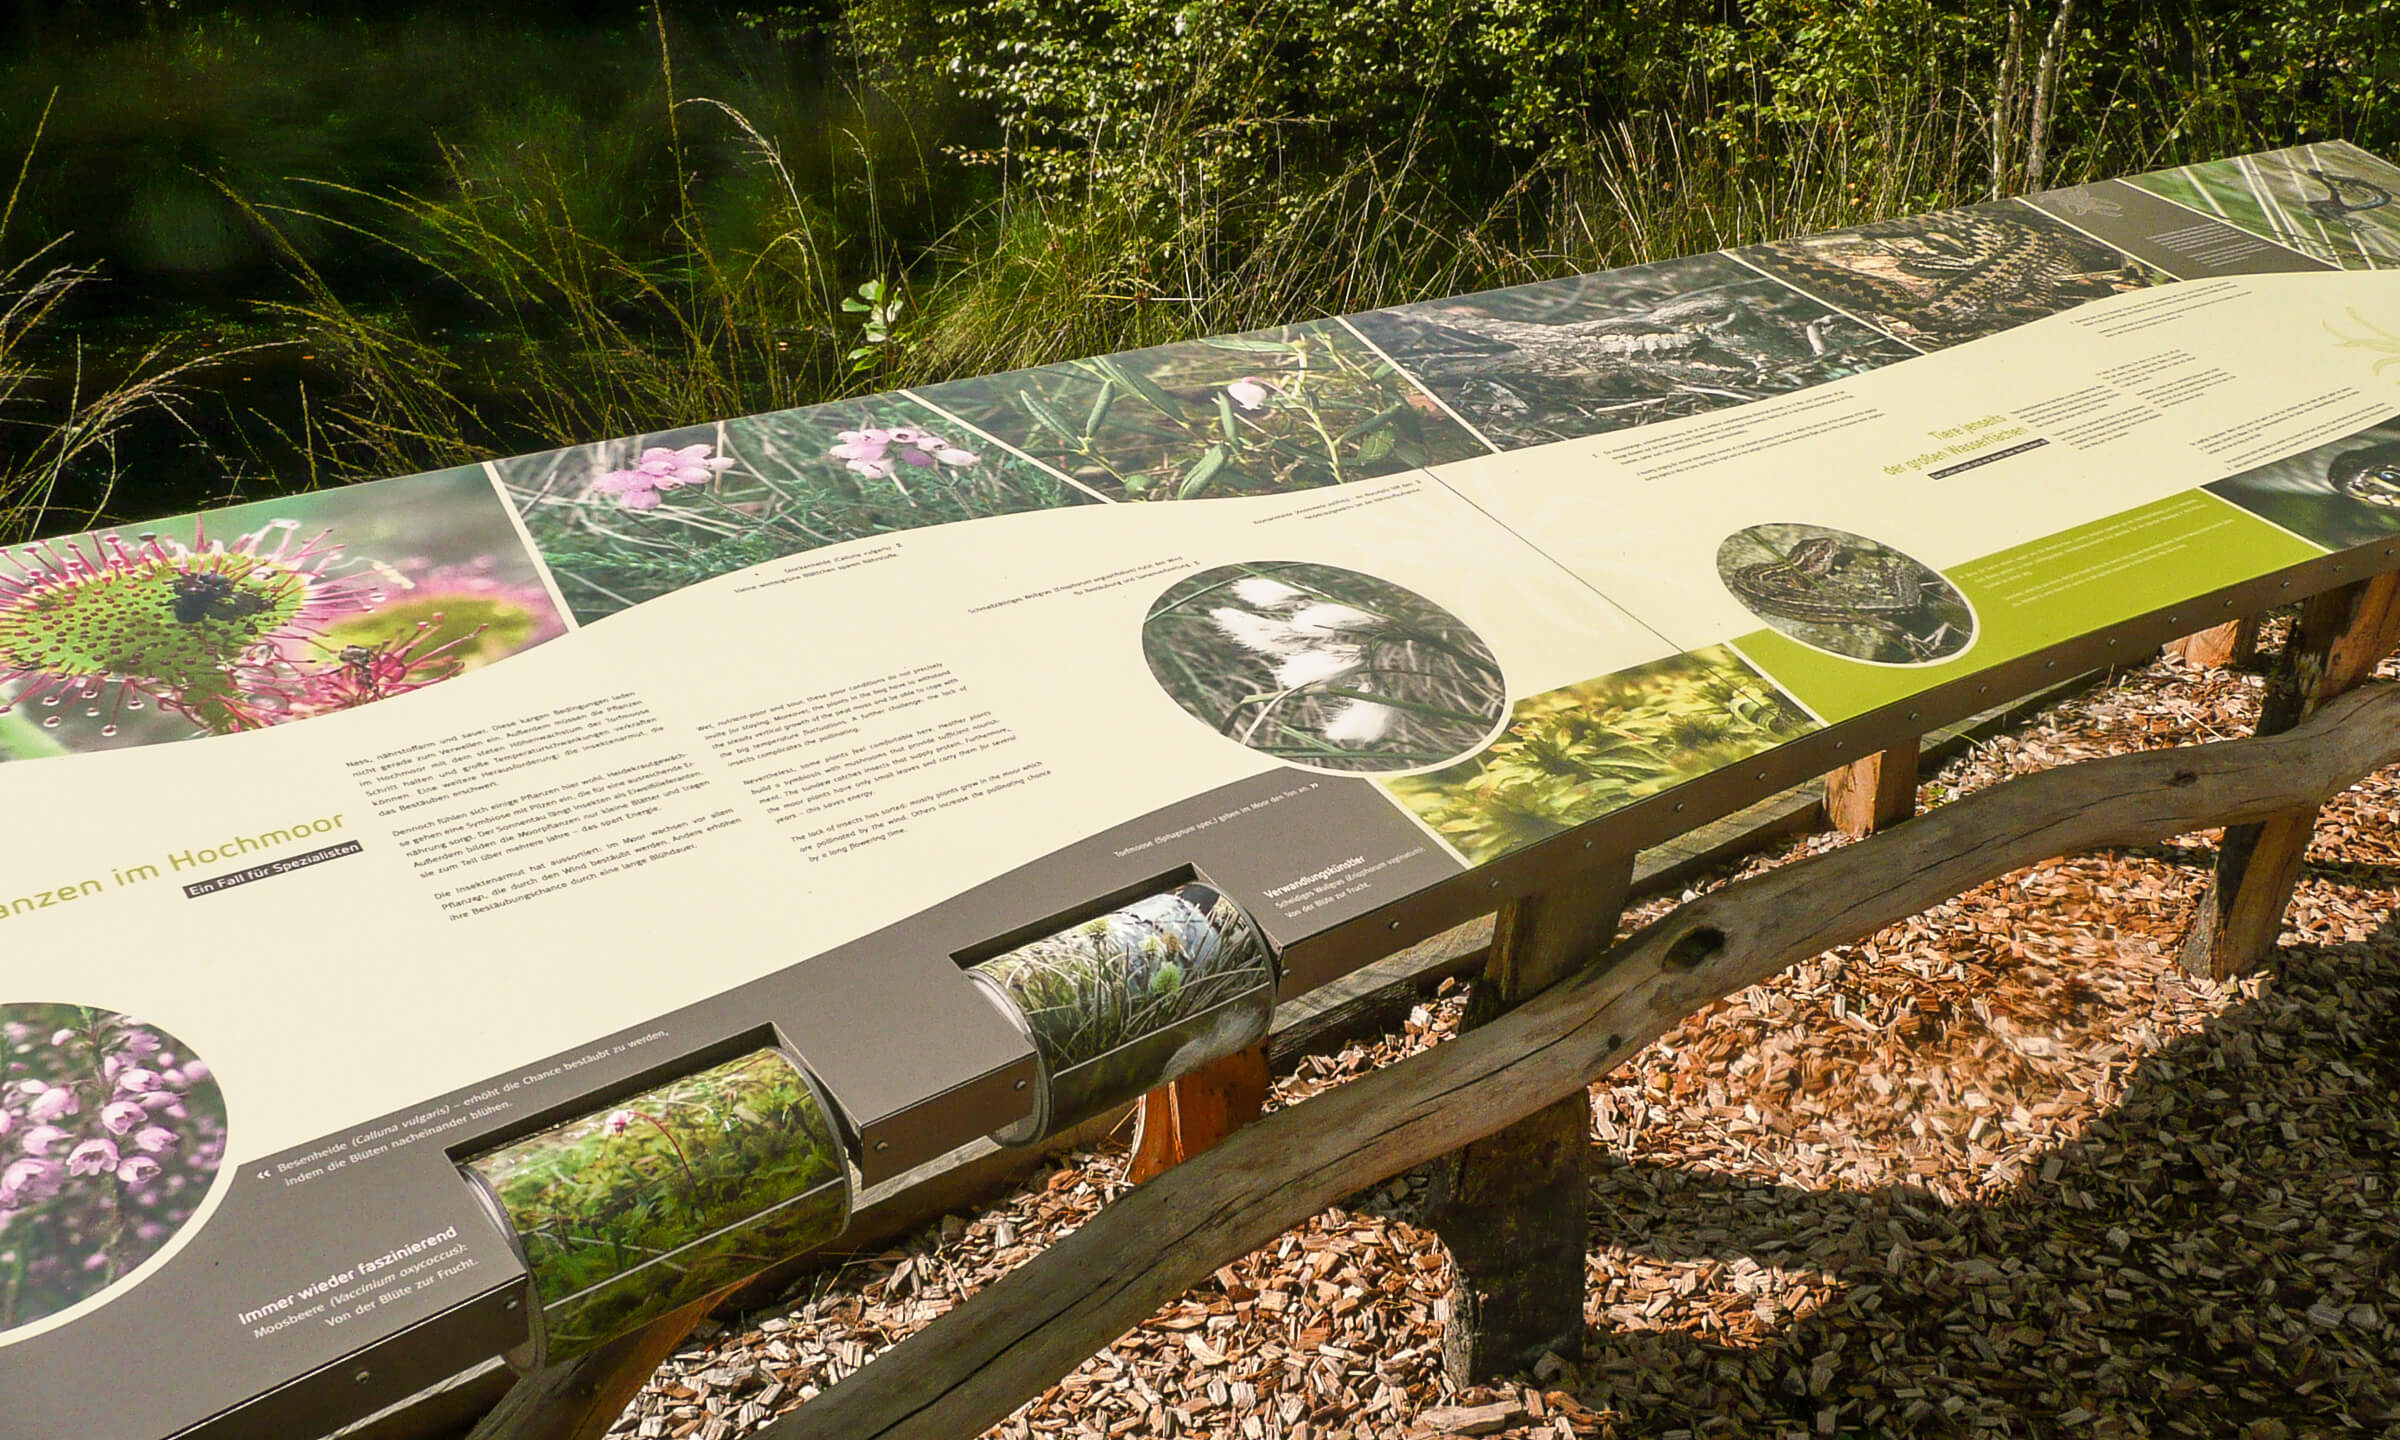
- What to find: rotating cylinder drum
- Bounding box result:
[460,1046,853,1367]
[968,881,1276,1146]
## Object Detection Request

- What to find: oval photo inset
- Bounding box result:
[1717,523,1973,665]
[1143,562,1507,774]
[0,1004,228,1335]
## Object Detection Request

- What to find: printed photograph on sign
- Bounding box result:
[0,467,567,760]
[1345,252,1917,449]
[493,398,1096,621]
[2205,413,2400,550]
[0,1005,228,1335]
[1717,523,1974,665]
[1736,202,2158,350]
[2120,143,2400,270]
[1141,561,1508,774]
[912,320,1487,503]
[1385,646,1816,865]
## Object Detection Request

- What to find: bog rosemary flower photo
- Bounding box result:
[496,399,1093,621]
[0,467,567,760]
[1142,561,1507,774]
[912,319,1487,502]
[1,1005,229,1334]
[464,1050,848,1360]
[1386,646,1819,865]
[971,882,1274,1140]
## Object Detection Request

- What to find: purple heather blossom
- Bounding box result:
[113,1068,160,1093]
[67,1138,119,1177]
[116,1156,161,1185]
[114,1029,162,1059]
[132,1126,178,1155]
[2,1156,62,1204]
[49,1028,78,1048]
[20,1124,71,1156]
[100,1100,148,1135]
[180,1060,211,1083]
[588,444,737,510]
[0,1109,13,1140]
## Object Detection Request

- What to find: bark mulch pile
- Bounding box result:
[616,643,2400,1440]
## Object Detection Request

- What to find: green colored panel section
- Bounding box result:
[1735,491,2324,723]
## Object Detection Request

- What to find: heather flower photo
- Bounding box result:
[493,397,1096,622]
[1141,562,1508,774]
[1,1005,229,1334]
[0,466,567,761]
[463,1049,848,1361]
[969,882,1274,1144]
[911,319,1487,503]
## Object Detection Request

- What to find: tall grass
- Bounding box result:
[0,94,214,538]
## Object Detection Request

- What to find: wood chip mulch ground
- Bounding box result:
[615,640,2400,1440]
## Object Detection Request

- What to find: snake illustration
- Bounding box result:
[2328,439,2400,509]
[1724,533,1963,660]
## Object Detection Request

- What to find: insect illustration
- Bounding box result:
[168,572,274,625]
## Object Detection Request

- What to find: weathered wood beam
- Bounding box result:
[758,683,2400,1440]
[1425,855,1633,1382]
[2168,614,2260,670]
[465,1289,735,1440]
[1125,1043,1270,1184]
[2181,575,2400,979]
[1825,739,1920,838]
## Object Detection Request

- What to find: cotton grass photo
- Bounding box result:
[1141,562,1508,774]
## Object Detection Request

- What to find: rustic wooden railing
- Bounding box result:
[440,574,2400,1440]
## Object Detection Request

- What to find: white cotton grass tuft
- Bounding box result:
[1289,602,1382,636]
[1273,648,1366,689]
[1320,696,1397,745]
[1229,576,1306,609]
[1209,606,1314,659]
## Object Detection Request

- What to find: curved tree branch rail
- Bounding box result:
[762,682,2400,1440]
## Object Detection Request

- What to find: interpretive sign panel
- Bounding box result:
[5,142,2400,1438]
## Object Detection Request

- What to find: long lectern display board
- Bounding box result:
[5,141,2400,1438]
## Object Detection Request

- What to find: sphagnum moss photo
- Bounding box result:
[0,467,567,760]
[1386,646,1817,866]
[1142,562,1508,774]
[0,1005,229,1334]
[495,397,1096,622]
[463,1050,848,1361]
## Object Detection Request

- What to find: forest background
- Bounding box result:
[0,0,2394,543]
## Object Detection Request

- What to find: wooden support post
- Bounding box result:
[2181,575,2400,979]
[1126,1042,1270,1184]
[1424,854,1634,1384]
[2168,614,2260,670]
[1824,737,1920,838]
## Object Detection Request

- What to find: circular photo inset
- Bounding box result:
[1717,523,1973,665]
[1143,562,1507,774]
[1,1005,227,1334]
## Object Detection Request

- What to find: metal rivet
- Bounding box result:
[1833,740,1846,750]
[1977,685,1989,694]
[1014,1079,1029,1090]
[2280,580,2291,589]
[1582,839,1594,849]
[2105,638,2116,647]
[505,1298,520,1311]
[1489,878,1501,889]
[2046,660,2057,668]
[874,1140,890,1152]
[1388,919,1401,930]
[1907,711,1920,721]
[1673,802,1685,811]
[354,1370,371,1384]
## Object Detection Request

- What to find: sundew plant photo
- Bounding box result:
[464,1049,848,1360]
[0,466,567,760]
[913,321,1487,503]
[1387,646,1818,866]
[1,1004,229,1335]
[495,397,1097,621]
[1142,561,1509,774]
[970,882,1274,1140]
